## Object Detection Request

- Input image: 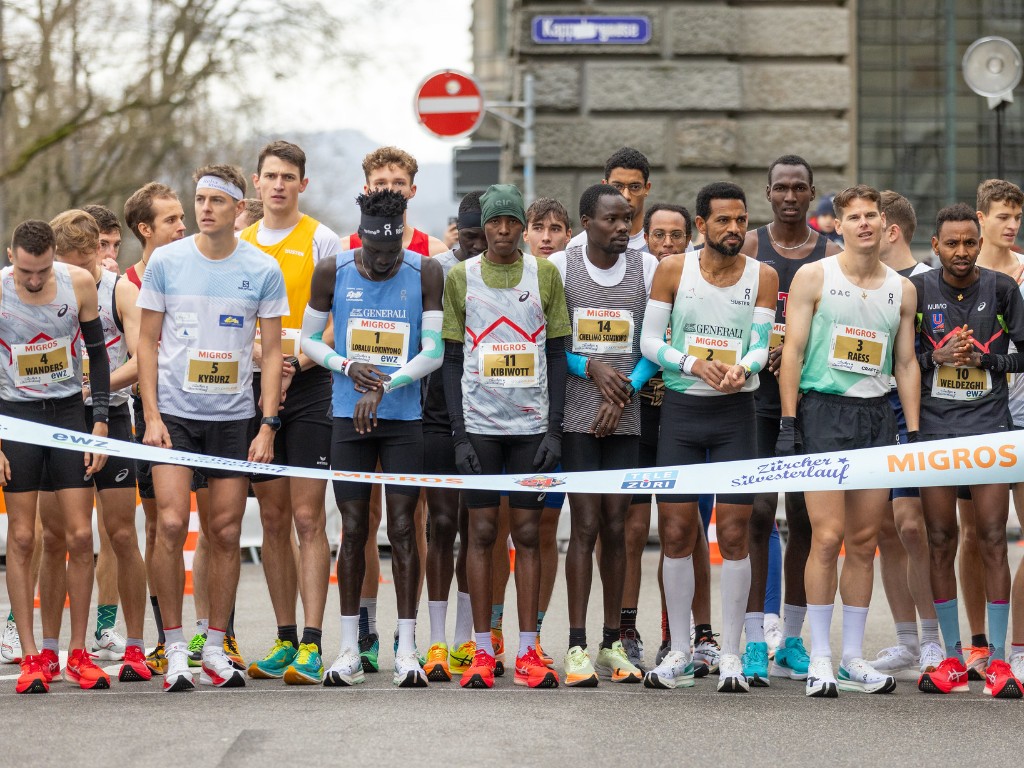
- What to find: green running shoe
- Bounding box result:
[284,643,324,685]
[359,633,380,673]
[246,638,297,679]
[186,632,206,669]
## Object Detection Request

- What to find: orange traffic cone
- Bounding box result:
[183,492,198,596]
[707,505,724,565]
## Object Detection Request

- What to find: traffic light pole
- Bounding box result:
[484,73,536,204]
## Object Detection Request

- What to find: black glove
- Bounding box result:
[905,430,920,444]
[775,416,800,457]
[533,431,562,473]
[454,438,481,475]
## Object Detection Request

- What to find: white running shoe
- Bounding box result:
[1,618,22,663]
[838,657,896,694]
[805,657,839,698]
[918,641,944,674]
[717,653,749,693]
[871,644,918,681]
[393,652,428,688]
[90,627,127,661]
[763,614,783,658]
[692,636,721,676]
[643,650,695,689]
[1009,652,1024,683]
[324,648,365,687]
[163,642,195,692]
[200,647,245,688]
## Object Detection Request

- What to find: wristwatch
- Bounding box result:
[285,355,301,375]
[260,416,282,431]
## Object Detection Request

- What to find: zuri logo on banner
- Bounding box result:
[621,470,677,490]
[887,444,1017,473]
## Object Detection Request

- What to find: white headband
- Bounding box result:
[196,175,244,201]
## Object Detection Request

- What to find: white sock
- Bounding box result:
[841,604,869,666]
[341,614,360,653]
[196,618,209,635]
[360,597,377,635]
[396,618,416,656]
[720,557,751,656]
[745,611,766,645]
[920,618,940,647]
[807,603,834,659]
[895,621,919,653]
[518,631,533,657]
[42,637,60,653]
[783,603,807,640]
[764,612,780,628]
[475,631,494,657]
[428,600,448,645]
[164,627,185,647]
[662,555,695,656]
[204,627,225,653]
[453,592,473,647]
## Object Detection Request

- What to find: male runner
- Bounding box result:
[778,184,919,697]
[235,199,264,232]
[240,141,339,685]
[739,155,840,684]
[0,219,111,693]
[566,147,651,252]
[83,203,123,273]
[138,164,288,692]
[639,182,778,692]
[911,203,1024,698]
[301,188,443,688]
[442,184,569,689]
[552,184,657,686]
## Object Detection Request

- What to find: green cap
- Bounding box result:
[480,184,526,227]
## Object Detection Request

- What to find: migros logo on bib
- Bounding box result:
[888,444,1017,474]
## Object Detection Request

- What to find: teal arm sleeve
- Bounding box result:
[300,306,349,374]
[629,355,660,390]
[383,311,444,392]
[738,306,775,374]
[566,350,588,378]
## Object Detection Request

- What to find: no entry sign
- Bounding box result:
[414,70,485,139]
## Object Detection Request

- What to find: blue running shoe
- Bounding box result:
[770,636,810,680]
[742,641,770,687]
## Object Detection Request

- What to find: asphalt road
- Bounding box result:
[3,546,1024,767]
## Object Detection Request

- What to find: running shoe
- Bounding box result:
[247,638,297,679]
[394,651,429,688]
[918,641,945,674]
[393,630,427,667]
[563,645,599,687]
[655,639,671,667]
[535,637,554,667]
[201,647,245,688]
[620,628,645,672]
[187,632,207,669]
[90,627,127,661]
[1,618,22,663]
[163,642,195,692]
[424,642,452,682]
[118,645,153,682]
[283,643,324,685]
[871,644,918,681]
[38,648,60,682]
[460,648,496,689]
[492,629,505,677]
[146,642,167,676]
[983,659,1023,699]
[65,648,111,690]
[643,650,695,689]
[359,632,380,673]
[741,641,770,687]
[223,635,245,670]
[595,641,642,683]
[964,644,990,681]
[1010,651,1024,683]
[324,648,365,687]
[515,647,558,688]
[718,653,749,693]
[805,657,839,698]
[763,614,783,658]
[448,640,475,675]
[770,636,810,680]
[837,657,896,694]
[692,634,721,678]
[918,657,969,694]
[16,655,48,694]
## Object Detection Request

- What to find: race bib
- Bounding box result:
[572,307,634,354]
[183,349,242,394]
[769,323,786,350]
[828,324,889,376]
[346,318,410,368]
[931,365,992,401]
[13,336,73,387]
[479,342,538,388]
[254,327,300,373]
[684,333,741,366]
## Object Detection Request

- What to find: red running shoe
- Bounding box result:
[918,657,969,694]
[514,647,558,688]
[460,648,496,689]
[64,648,111,690]
[983,659,1023,699]
[38,648,60,682]
[119,645,153,682]
[16,655,48,694]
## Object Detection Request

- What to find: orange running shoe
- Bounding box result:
[983,659,1023,699]
[460,648,496,689]
[514,647,558,688]
[963,644,990,681]
[423,642,452,682]
[535,637,554,667]
[918,657,969,694]
[492,630,505,677]
[64,648,111,690]
[119,645,153,682]
[16,655,48,694]
[38,648,60,682]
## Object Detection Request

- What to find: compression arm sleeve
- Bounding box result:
[383,311,444,392]
[300,306,350,375]
[629,355,660,391]
[738,306,775,374]
[566,350,588,378]
[443,341,467,441]
[640,300,684,372]
[81,316,110,424]
[982,348,1024,374]
[546,337,567,433]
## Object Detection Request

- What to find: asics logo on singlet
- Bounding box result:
[57,304,69,317]
[115,468,130,483]
[346,289,364,301]
[978,301,987,311]
[519,291,531,302]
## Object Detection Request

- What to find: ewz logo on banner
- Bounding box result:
[621,470,678,491]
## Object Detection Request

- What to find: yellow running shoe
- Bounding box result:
[449,641,476,675]
[224,634,245,671]
[423,642,452,682]
[145,643,167,676]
